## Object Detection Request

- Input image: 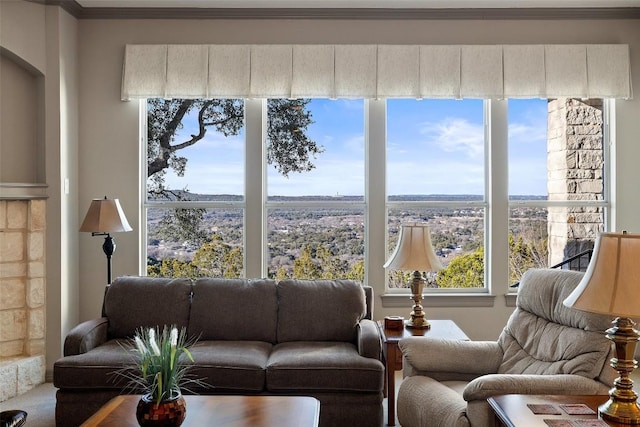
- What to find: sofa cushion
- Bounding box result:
[53,339,135,390]
[266,341,383,393]
[276,279,366,343]
[104,276,192,339]
[184,341,272,392]
[189,278,278,343]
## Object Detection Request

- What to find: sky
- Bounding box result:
[160,98,549,197]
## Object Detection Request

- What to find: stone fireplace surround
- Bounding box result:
[0,193,46,402]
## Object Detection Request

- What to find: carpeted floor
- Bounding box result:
[0,382,56,427]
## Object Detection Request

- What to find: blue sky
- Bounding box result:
[161,98,548,197]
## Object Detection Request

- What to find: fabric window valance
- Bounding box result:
[121,43,632,100]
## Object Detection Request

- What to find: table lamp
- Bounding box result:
[563,231,640,424]
[80,197,132,284]
[384,223,442,329]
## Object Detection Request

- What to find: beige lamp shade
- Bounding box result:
[563,232,640,319]
[384,224,443,272]
[79,197,133,233]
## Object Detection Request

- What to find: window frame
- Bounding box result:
[140,98,611,308]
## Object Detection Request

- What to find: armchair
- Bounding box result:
[397,268,617,427]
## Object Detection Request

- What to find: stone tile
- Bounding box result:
[6,202,27,229]
[0,340,24,357]
[29,200,46,231]
[0,201,6,229]
[28,231,44,261]
[28,308,45,339]
[28,261,44,278]
[0,231,25,263]
[27,277,45,308]
[16,355,45,394]
[0,310,27,341]
[25,339,44,356]
[0,278,26,310]
[0,362,18,402]
[0,262,27,279]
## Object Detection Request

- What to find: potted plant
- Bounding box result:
[122,325,195,427]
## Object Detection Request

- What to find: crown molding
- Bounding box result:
[42,1,640,20]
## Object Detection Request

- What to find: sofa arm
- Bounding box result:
[357,319,382,360]
[463,373,611,401]
[63,317,109,356]
[400,337,503,377]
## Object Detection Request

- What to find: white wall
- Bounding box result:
[75,17,640,350]
[0,1,80,377]
[0,1,46,75]
[47,5,80,378]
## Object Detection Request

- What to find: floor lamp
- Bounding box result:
[384,223,442,329]
[80,197,132,285]
[563,231,640,424]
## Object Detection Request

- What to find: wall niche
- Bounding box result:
[0,51,45,186]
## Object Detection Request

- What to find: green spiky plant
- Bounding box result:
[127,325,195,405]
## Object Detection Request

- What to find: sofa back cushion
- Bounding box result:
[104,276,192,338]
[276,279,366,343]
[498,268,613,380]
[189,278,278,343]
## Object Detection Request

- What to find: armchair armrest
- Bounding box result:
[63,317,109,356]
[357,319,382,360]
[463,373,611,401]
[400,337,503,376]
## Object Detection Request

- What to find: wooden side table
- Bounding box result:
[378,319,469,426]
[488,394,628,427]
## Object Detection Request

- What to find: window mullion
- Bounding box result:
[487,99,509,295]
[244,98,264,278]
[367,99,386,292]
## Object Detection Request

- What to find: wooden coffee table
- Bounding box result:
[378,319,469,426]
[488,394,629,427]
[81,395,320,426]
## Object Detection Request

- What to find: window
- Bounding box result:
[142,97,610,296]
[386,99,486,289]
[507,98,607,285]
[144,99,246,277]
[265,99,365,280]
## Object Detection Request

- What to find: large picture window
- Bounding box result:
[386,99,486,289]
[142,97,610,295]
[507,99,607,285]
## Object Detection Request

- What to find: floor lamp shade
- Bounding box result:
[80,197,132,286]
[79,198,132,234]
[563,232,640,424]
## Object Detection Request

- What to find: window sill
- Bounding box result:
[380,293,496,308]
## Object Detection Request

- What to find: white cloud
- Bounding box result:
[509,122,546,146]
[419,118,484,159]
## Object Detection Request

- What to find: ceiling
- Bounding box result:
[74,0,640,8]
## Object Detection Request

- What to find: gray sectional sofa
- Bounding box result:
[53,277,384,426]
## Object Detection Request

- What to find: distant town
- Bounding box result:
[147,192,548,284]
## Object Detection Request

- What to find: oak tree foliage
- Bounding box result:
[147,98,322,251]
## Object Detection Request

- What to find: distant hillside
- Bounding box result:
[152,191,548,202]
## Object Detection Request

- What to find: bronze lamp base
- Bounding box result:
[405,270,430,329]
[599,317,640,425]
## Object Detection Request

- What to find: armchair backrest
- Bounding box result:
[497,268,615,384]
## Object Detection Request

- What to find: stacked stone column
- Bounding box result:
[547,99,604,268]
[0,199,46,401]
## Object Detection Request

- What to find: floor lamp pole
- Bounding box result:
[94,232,115,285]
